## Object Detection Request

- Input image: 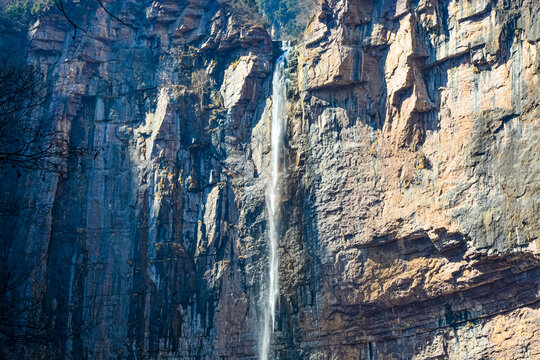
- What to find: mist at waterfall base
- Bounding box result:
[259,47,289,360]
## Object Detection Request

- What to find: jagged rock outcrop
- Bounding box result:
[283,0,539,358]
[0,0,538,359]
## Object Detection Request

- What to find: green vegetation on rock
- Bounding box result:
[227,0,318,39]
[30,0,54,15]
[0,1,31,31]
[0,0,53,33]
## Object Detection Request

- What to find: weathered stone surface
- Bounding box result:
[0,0,538,359]
[284,0,540,358]
[2,1,272,359]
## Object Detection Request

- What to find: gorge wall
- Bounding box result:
[1,0,539,359]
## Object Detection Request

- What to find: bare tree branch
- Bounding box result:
[95,0,137,29]
[54,0,86,38]
[0,61,72,173]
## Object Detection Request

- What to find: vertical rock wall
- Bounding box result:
[280,0,539,358]
[1,0,539,359]
[5,0,275,358]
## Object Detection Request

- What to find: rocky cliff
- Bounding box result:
[1,0,539,359]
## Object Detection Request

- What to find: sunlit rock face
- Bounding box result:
[287,0,540,358]
[2,0,539,359]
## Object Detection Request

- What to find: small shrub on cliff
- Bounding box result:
[5,1,30,18]
[31,0,53,16]
[191,69,213,112]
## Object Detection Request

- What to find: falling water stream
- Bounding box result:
[260,45,289,360]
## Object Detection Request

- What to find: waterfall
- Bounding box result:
[260,46,289,360]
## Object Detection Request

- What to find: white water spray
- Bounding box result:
[260,46,289,360]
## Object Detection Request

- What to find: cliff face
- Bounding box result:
[5,0,274,358]
[2,0,539,359]
[285,0,540,358]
